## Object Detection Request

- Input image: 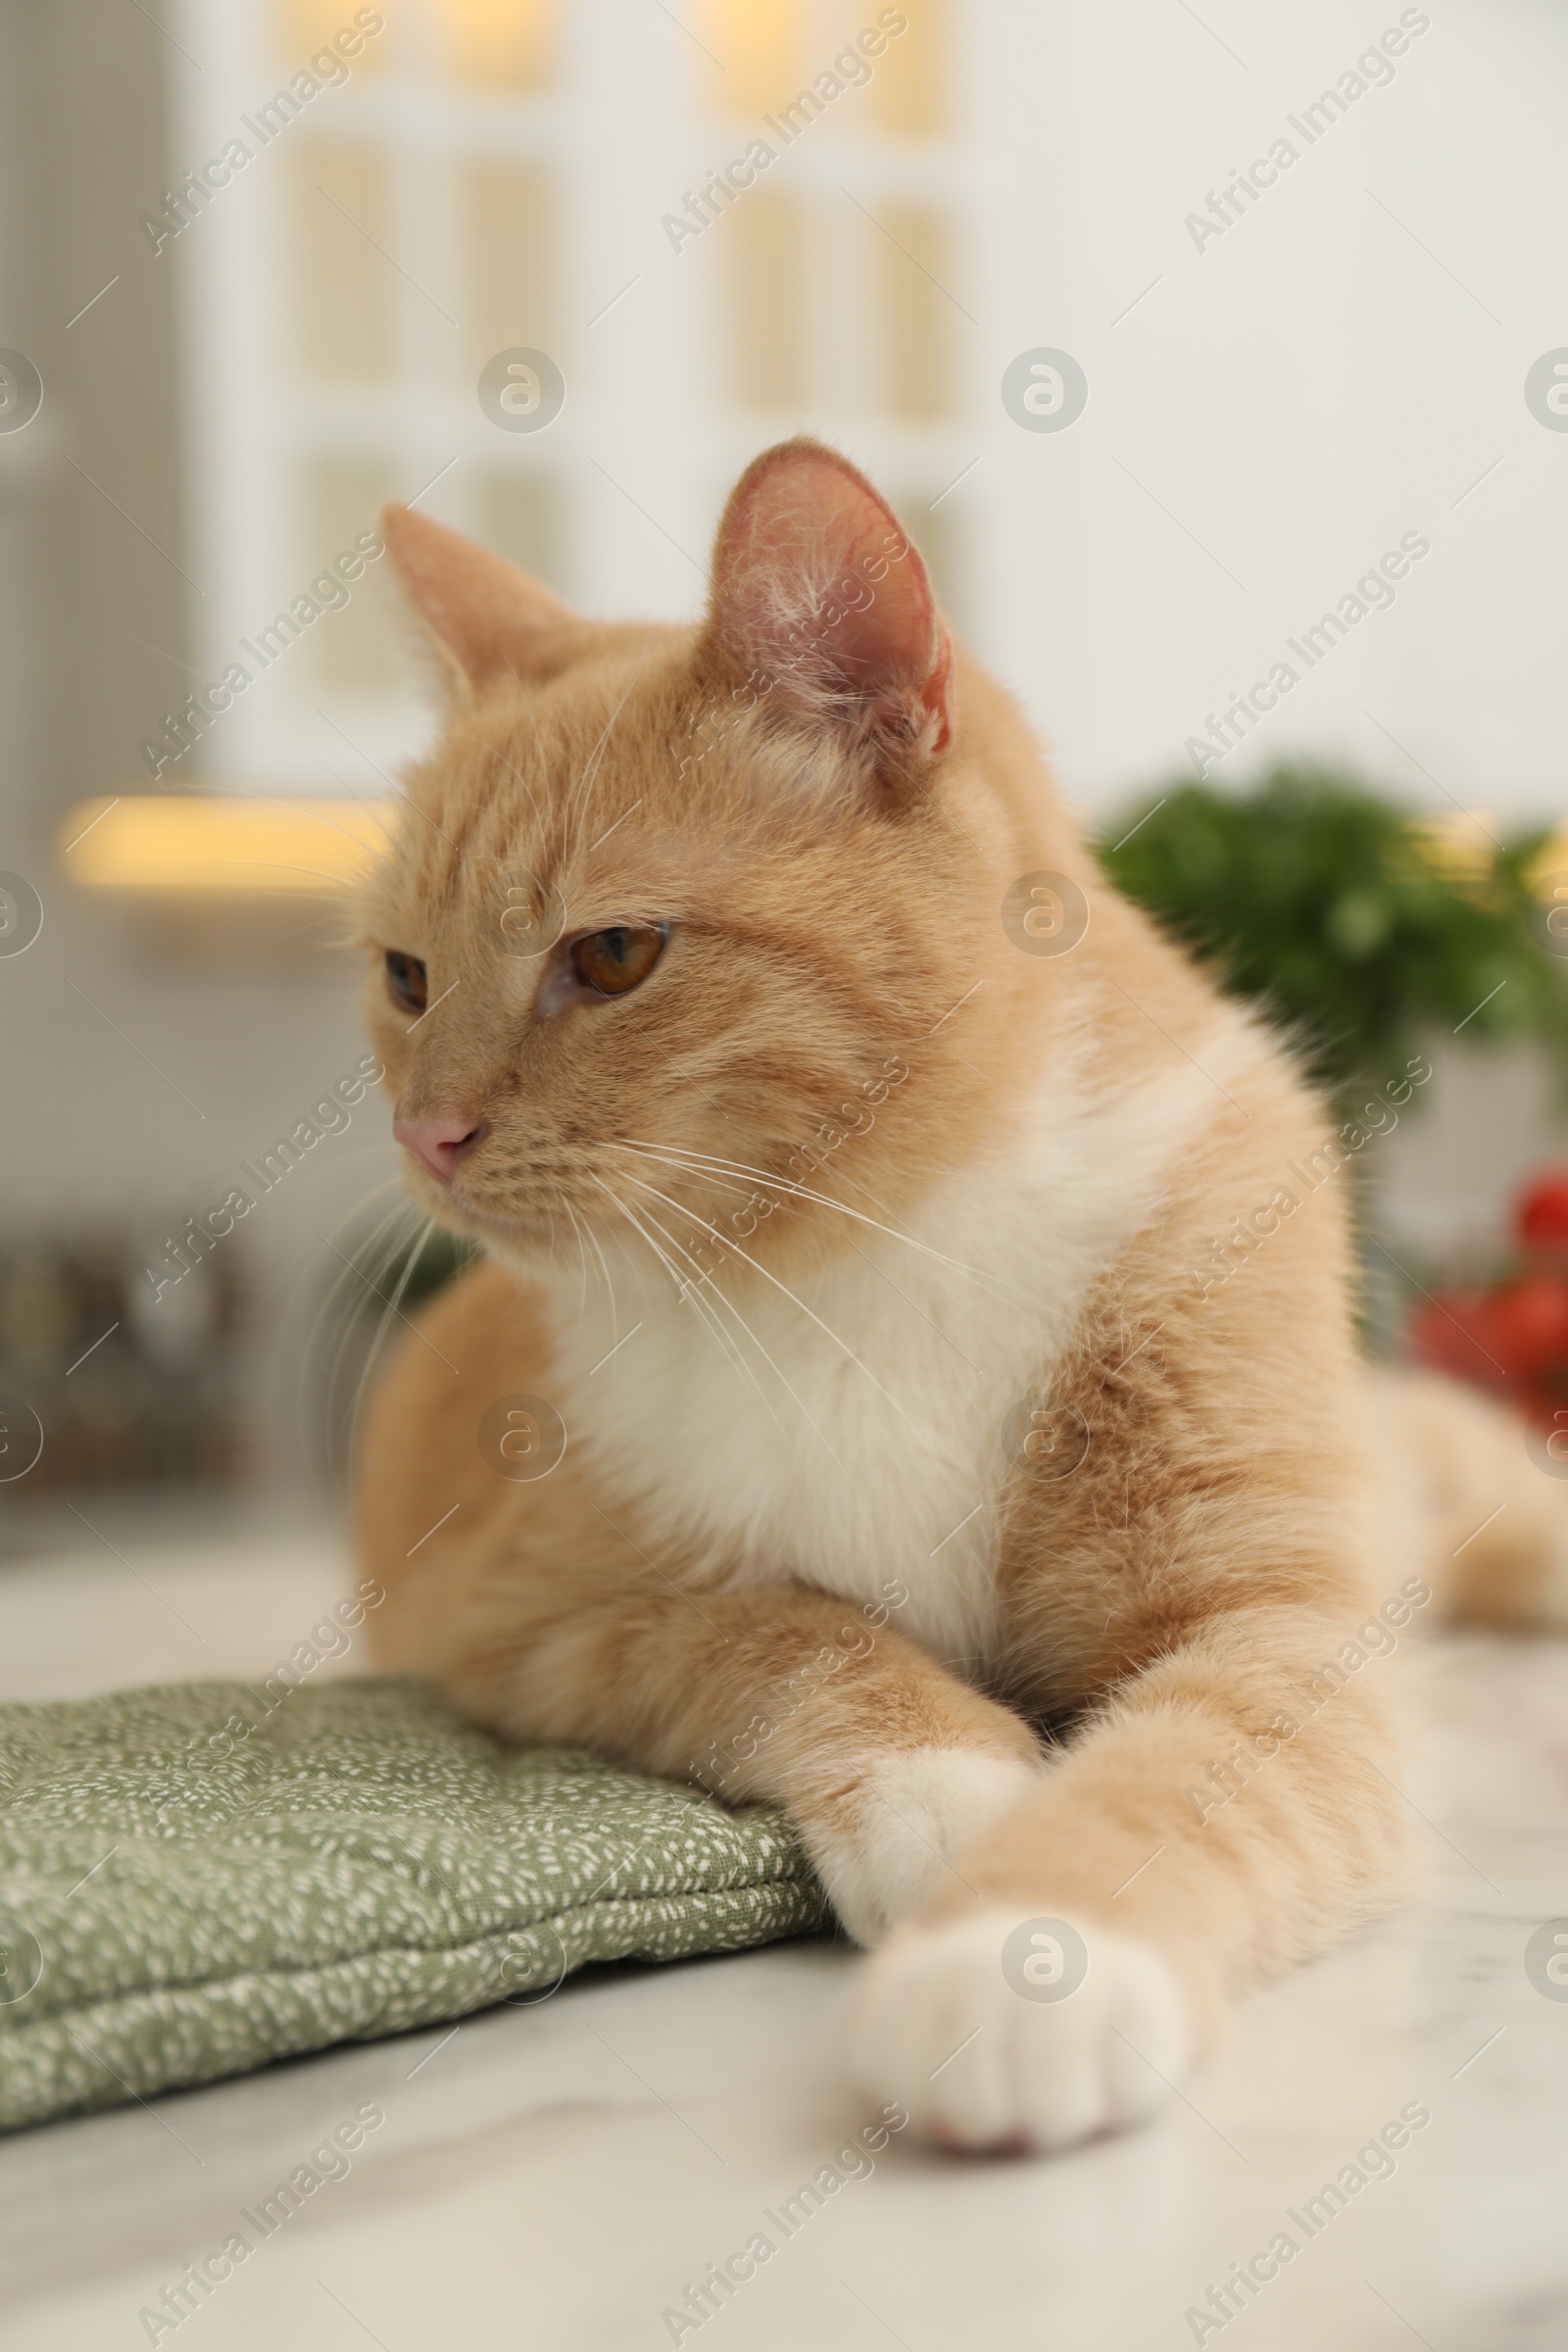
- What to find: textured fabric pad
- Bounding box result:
[0,1676,827,2132]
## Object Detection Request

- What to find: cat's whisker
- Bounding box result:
[294,1186,423,1478]
[782,1150,1048,1313]
[693,1146,1027,1311]
[606,1139,1033,1307]
[603,1152,764,1205]
[345,1210,443,1469]
[611,1166,922,1436]
[589,1174,827,1452]
[580,1209,621,1354]
[346,1204,433,1331]
[587,1171,700,1310]
[357,1191,428,1278]
[638,1235,785,1433]
[277,1182,402,1387]
[587,1174,765,1404]
[564,1200,592,1328]
[608,1141,1002,1334]
[615,1190,795,1441]
[332,1218,429,1436]
[312,1192,423,1418]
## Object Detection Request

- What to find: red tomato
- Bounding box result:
[1524,1388,1568,1436]
[1408,1290,1510,1391]
[1483,1274,1568,1380]
[1517,1171,1568,1250]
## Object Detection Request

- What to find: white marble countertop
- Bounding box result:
[1,1511,1566,2350]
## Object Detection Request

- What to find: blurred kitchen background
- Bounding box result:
[1,0,1566,1544]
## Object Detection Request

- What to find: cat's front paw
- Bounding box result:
[844,1906,1191,2152]
[808,1749,1042,1948]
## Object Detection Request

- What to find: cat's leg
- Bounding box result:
[1364,1362,1568,1629]
[391,1517,1046,1944]
[845,1601,1401,2151]
[359,1263,1044,1943]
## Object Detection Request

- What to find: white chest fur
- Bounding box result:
[544,1038,1233,1668]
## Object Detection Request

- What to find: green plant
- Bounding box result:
[1095,765,1568,1109]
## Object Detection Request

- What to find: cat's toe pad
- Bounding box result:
[846,1907,1190,2152]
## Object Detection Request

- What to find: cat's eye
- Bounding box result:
[570,923,667,999]
[385,951,428,1015]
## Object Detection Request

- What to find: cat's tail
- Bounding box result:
[1365,1363,1568,1629]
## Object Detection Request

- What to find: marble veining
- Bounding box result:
[0,1534,1564,2350]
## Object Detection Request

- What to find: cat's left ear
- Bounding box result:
[378,501,579,692]
[701,439,954,777]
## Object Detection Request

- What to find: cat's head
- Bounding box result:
[360,438,1074,1288]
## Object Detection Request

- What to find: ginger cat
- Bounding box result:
[355,439,1566,2153]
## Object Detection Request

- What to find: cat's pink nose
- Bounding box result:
[393,1114,487,1185]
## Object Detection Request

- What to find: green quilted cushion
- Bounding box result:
[0,1675,829,2132]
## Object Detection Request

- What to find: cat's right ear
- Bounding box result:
[700,439,954,783]
[378,502,578,694]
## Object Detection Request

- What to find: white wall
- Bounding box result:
[966,0,1568,828]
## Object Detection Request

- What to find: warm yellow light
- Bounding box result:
[60,797,394,896]
[439,0,556,87]
[274,0,389,71]
[1524,832,1568,898]
[1411,813,1568,900]
[59,797,1568,906]
[702,0,945,130]
[704,0,798,115]
[1408,813,1498,887]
